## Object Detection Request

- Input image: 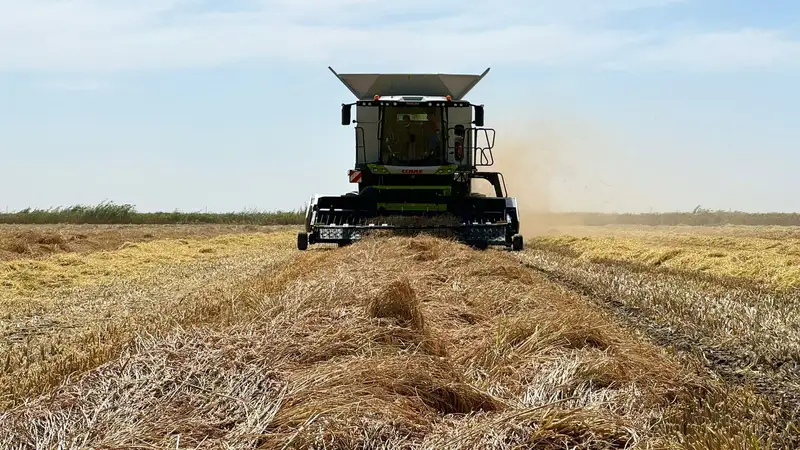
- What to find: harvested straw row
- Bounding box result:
[0,234,778,448]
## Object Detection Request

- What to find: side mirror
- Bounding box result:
[473,105,484,127]
[341,104,352,125]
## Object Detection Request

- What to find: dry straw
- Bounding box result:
[0,228,300,409]
[533,227,800,291]
[0,232,784,448]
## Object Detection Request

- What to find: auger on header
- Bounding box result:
[297,66,523,251]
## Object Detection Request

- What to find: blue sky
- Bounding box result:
[1,0,798,213]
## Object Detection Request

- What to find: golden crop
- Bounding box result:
[532,226,800,290]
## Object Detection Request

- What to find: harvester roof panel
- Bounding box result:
[330,67,490,100]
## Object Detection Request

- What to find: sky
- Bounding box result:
[1,0,798,213]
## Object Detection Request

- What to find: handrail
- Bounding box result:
[497,172,508,197]
[470,127,496,167]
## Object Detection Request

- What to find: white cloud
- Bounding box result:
[0,0,797,73]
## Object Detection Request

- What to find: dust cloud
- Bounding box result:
[471,113,629,237]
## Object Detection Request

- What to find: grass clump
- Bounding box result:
[369,278,426,331]
[0,230,70,256]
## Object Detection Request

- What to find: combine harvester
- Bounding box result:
[298,67,523,251]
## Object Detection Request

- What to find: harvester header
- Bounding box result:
[297,66,523,251]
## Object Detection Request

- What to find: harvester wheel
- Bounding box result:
[297,232,309,251]
[471,241,489,251]
[512,234,524,251]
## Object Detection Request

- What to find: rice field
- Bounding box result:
[0,223,797,448]
[530,225,800,291]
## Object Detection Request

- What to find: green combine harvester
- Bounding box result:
[297,67,523,251]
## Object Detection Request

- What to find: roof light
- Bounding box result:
[445,95,452,101]
[374,94,381,101]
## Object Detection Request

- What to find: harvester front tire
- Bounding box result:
[512,234,524,252]
[471,241,489,251]
[297,232,309,251]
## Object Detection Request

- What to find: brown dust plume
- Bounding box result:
[471,115,605,236]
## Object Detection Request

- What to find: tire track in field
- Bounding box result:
[514,250,800,443]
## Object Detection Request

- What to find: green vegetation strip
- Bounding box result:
[0,202,305,225]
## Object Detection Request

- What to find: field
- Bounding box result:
[0,220,798,449]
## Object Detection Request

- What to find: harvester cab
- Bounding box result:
[297,67,523,251]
